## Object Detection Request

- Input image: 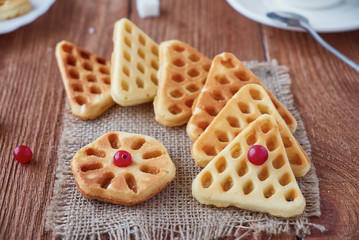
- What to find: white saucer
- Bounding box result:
[226,0,359,33]
[0,0,56,35]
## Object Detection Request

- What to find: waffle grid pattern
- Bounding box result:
[56,41,114,119]
[72,132,175,205]
[192,84,310,177]
[111,19,159,106]
[187,52,297,141]
[192,115,305,218]
[154,40,212,126]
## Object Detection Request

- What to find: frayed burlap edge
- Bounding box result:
[46,60,325,240]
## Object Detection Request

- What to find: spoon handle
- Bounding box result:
[301,22,359,73]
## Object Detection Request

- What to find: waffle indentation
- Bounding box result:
[245,131,257,146]
[204,106,217,116]
[125,173,137,193]
[131,138,146,150]
[186,84,199,93]
[137,48,145,59]
[211,91,224,101]
[237,160,248,177]
[288,153,302,166]
[142,150,162,159]
[230,143,242,159]
[221,176,234,192]
[75,95,87,105]
[257,167,269,181]
[85,148,106,158]
[172,44,185,52]
[215,157,227,173]
[90,85,101,94]
[87,74,97,82]
[187,69,200,78]
[108,134,121,149]
[263,185,275,198]
[272,155,285,169]
[266,136,279,151]
[285,189,297,202]
[215,74,230,84]
[99,172,115,189]
[173,59,185,67]
[234,70,250,81]
[282,136,292,148]
[201,171,213,188]
[62,44,73,53]
[188,54,200,62]
[69,69,80,79]
[72,83,83,92]
[203,145,217,156]
[242,180,254,195]
[216,130,229,143]
[227,116,240,128]
[279,172,291,186]
[170,89,183,99]
[238,102,251,114]
[80,163,103,172]
[168,105,182,115]
[140,165,159,174]
[172,74,184,82]
[136,77,144,88]
[260,120,273,134]
[249,89,262,100]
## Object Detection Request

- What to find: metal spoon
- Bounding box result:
[267,11,359,73]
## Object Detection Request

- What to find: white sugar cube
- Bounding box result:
[136,0,160,18]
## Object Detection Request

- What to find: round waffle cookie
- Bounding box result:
[71,132,176,205]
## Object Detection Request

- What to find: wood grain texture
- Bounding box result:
[0,0,358,239]
[262,26,359,240]
[0,0,129,239]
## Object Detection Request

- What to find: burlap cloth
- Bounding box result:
[46,61,324,239]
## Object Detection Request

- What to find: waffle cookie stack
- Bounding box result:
[54,18,312,217]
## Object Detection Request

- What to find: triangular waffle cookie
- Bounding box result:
[153,40,212,126]
[71,131,176,205]
[187,52,297,141]
[192,84,310,177]
[192,115,306,218]
[111,18,159,106]
[55,41,114,120]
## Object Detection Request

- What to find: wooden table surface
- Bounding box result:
[1,0,358,239]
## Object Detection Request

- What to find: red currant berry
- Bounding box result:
[13,145,33,164]
[247,145,268,165]
[113,150,132,167]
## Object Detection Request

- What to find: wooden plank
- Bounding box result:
[130,0,265,61]
[262,26,359,239]
[0,0,129,239]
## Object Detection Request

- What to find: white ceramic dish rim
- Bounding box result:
[0,0,56,35]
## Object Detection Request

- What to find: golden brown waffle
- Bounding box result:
[192,115,305,218]
[0,0,31,21]
[153,40,212,126]
[111,18,159,106]
[192,84,310,177]
[55,41,115,120]
[71,131,176,205]
[187,52,297,141]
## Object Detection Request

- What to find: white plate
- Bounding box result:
[226,0,359,32]
[0,0,56,35]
